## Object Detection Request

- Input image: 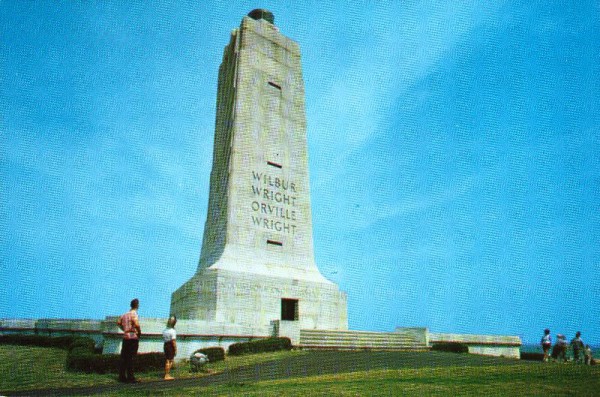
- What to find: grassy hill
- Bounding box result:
[1,346,599,396]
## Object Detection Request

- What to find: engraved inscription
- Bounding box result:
[250,171,298,235]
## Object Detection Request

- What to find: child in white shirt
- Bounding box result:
[162,316,177,380]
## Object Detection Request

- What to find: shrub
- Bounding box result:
[520,352,544,361]
[134,353,165,372]
[0,334,80,349]
[66,337,99,373]
[66,348,164,374]
[195,347,225,363]
[63,336,164,374]
[48,336,78,349]
[431,342,469,354]
[68,337,96,352]
[66,348,100,373]
[228,337,292,356]
[0,334,43,347]
[2,334,164,374]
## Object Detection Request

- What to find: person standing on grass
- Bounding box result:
[162,315,177,380]
[541,329,552,362]
[552,334,568,363]
[570,331,585,363]
[584,345,593,365]
[117,298,142,383]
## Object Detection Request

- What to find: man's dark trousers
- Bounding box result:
[119,339,139,382]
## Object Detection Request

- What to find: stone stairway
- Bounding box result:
[299,329,429,351]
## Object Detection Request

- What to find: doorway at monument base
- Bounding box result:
[170,268,348,332]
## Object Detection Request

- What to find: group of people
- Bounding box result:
[116,298,178,383]
[541,329,594,364]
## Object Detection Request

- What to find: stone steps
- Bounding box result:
[299,329,429,351]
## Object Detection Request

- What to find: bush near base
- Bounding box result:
[520,352,544,361]
[0,334,165,374]
[228,337,292,356]
[65,339,164,374]
[69,337,96,351]
[195,347,225,362]
[66,351,165,374]
[431,342,469,353]
[0,334,81,349]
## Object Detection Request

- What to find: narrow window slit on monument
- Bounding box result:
[268,81,281,90]
[267,240,283,246]
[267,161,282,168]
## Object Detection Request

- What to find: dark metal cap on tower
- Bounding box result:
[248,9,274,25]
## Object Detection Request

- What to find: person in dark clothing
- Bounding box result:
[117,298,141,383]
[551,334,567,363]
[570,331,585,363]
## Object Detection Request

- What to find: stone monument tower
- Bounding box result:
[171,10,348,331]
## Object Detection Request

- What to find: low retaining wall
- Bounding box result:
[430,332,521,359]
[1,319,522,360]
[102,317,273,359]
[1,317,272,361]
[0,318,105,347]
[395,327,429,346]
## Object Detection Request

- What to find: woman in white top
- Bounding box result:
[162,316,177,380]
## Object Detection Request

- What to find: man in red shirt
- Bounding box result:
[117,298,141,383]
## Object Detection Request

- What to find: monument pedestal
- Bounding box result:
[171,267,348,332]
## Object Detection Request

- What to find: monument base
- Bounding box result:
[0,318,521,361]
[170,268,348,331]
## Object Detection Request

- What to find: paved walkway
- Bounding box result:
[6,351,528,396]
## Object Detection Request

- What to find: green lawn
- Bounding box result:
[0,345,306,393]
[110,364,600,397]
[2,346,599,396]
[0,346,115,392]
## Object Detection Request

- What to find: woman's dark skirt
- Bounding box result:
[164,341,176,360]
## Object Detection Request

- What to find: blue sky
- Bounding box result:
[1,1,598,345]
